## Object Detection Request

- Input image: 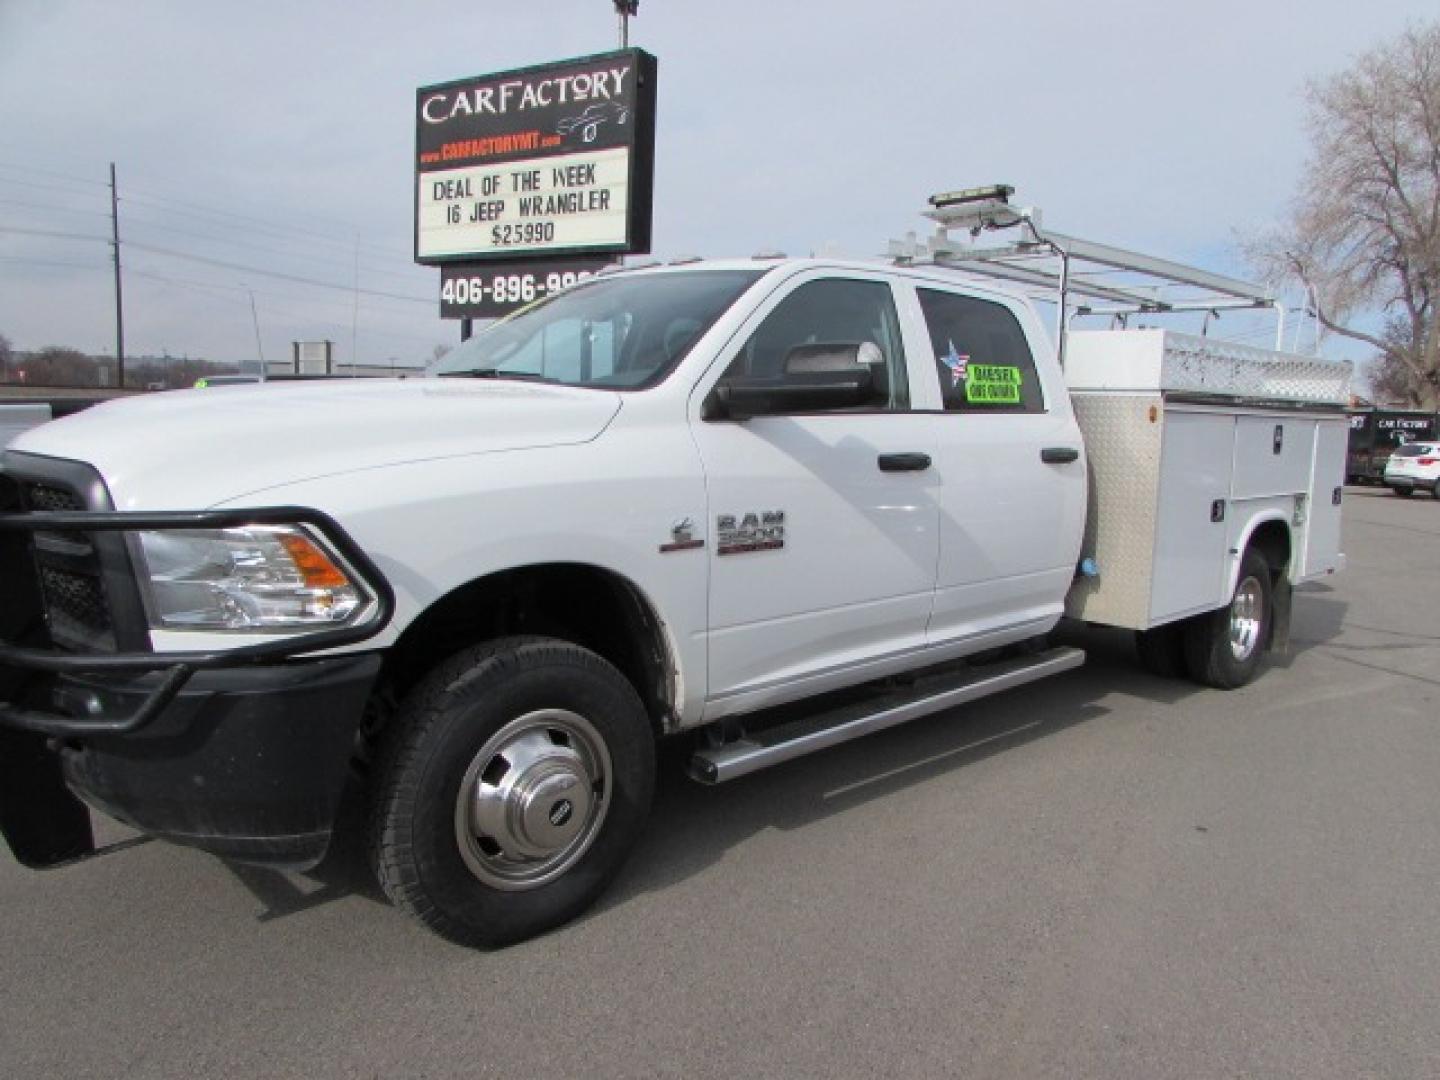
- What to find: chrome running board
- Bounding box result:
[689,646,1085,784]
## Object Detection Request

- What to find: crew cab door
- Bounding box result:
[901,283,1086,645]
[689,271,940,713]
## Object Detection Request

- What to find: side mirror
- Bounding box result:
[703,341,881,421]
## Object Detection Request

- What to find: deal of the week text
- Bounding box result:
[419,147,628,258]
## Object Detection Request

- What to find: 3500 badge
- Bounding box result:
[716,511,786,556]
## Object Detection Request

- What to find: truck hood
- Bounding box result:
[8,378,623,509]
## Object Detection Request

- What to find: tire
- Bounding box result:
[1183,548,1272,690]
[1393,486,1414,498]
[1135,621,1188,678]
[369,636,655,948]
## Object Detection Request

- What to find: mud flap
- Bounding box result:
[0,727,96,868]
[1269,575,1293,654]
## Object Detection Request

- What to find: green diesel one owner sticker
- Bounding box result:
[965,363,1022,404]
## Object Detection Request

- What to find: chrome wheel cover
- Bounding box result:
[1228,576,1264,662]
[454,709,612,892]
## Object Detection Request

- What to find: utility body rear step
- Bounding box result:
[689,646,1085,784]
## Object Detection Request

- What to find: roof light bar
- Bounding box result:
[928,184,1015,208]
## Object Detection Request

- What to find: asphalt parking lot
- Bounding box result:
[3,485,1438,1079]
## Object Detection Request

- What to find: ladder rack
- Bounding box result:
[887,185,1289,362]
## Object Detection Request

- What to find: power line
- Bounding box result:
[1,223,435,313]
[0,173,110,200]
[0,254,108,271]
[124,270,440,349]
[0,162,423,275]
[117,187,412,260]
[126,268,252,306]
[0,223,109,243]
[121,239,431,304]
[0,167,415,265]
[0,189,401,273]
[0,196,113,220]
[130,271,431,342]
[119,195,415,263]
[126,262,435,320]
[0,159,383,245]
[0,161,110,188]
[113,212,428,281]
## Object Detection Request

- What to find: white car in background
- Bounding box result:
[1384,441,1440,498]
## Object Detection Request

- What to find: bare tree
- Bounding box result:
[28,346,95,387]
[0,332,12,383]
[1250,21,1440,408]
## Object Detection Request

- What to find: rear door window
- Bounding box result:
[916,288,1045,413]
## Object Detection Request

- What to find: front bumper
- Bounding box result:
[1,656,382,868]
[0,451,395,870]
[1384,474,1440,491]
[52,654,381,866]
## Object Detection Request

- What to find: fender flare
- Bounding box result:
[1224,510,1293,597]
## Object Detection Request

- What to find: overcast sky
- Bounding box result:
[0,0,1431,372]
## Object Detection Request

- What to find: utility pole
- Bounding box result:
[350,232,361,376]
[247,288,266,377]
[109,162,125,388]
[614,1,638,47]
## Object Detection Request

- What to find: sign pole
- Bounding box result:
[615,1,638,48]
[613,3,638,267]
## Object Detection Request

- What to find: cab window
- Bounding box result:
[722,278,910,411]
[916,288,1045,413]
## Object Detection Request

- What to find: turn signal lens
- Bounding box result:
[278,532,350,589]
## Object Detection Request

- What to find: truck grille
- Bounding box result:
[2,465,127,653]
[37,562,115,649]
[24,482,85,513]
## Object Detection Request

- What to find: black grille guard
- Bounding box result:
[0,505,395,737]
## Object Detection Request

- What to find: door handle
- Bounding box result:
[877,452,931,472]
[1041,447,1080,464]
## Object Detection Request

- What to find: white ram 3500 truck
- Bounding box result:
[0,242,1348,946]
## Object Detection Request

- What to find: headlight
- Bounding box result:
[134,525,373,632]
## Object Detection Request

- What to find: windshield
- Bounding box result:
[1393,443,1436,457]
[430,268,767,389]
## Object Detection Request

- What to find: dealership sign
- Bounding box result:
[415,49,657,265]
[438,256,614,320]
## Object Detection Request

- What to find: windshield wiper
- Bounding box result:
[437,368,560,383]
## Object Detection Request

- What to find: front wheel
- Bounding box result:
[369,637,655,947]
[1183,549,1272,690]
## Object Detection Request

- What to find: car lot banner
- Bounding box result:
[415,49,657,265]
